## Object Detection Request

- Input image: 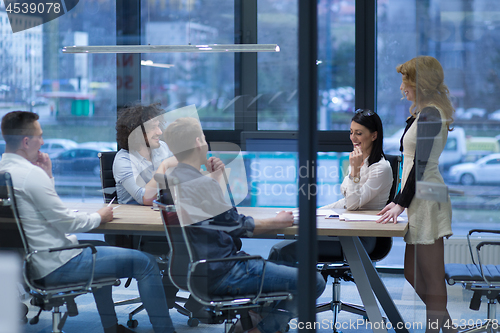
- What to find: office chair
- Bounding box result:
[315,154,401,329]
[0,171,119,333]
[98,151,117,203]
[445,229,500,333]
[98,152,194,328]
[155,175,293,333]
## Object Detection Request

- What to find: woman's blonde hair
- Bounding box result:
[396,56,454,131]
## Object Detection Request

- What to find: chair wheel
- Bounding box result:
[21,303,29,317]
[187,317,199,327]
[127,319,139,328]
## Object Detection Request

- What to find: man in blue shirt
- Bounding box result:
[164,117,326,333]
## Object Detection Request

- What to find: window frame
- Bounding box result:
[115,0,375,150]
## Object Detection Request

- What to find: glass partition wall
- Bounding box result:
[2,0,500,330]
[378,0,500,330]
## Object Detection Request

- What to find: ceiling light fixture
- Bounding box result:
[62,44,280,54]
[141,60,175,68]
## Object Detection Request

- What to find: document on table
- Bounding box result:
[289,209,340,224]
[339,213,407,222]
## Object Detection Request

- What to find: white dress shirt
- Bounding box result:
[322,156,393,211]
[0,153,101,279]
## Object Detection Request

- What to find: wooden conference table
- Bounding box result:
[69,202,409,333]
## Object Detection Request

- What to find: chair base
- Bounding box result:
[456,298,498,333]
[51,306,66,333]
[316,276,387,332]
[115,294,206,328]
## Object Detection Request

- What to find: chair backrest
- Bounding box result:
[385,154,402,204]
[0,172,29,253]
[368,237,393,262]
[157,201,191,291]
[155,174,213,301]
[98,151,117,203]
[154,173,191,291]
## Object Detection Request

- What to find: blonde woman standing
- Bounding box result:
[377,56,456,333]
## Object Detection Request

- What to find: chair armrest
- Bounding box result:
[469,229,500,236]
[467,229,500,265]
[49,243,97,254]
[188,255,268,306]
[195,255,262,265]
[25,243,101,295]
[475,240,500,286]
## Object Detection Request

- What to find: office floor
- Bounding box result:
[20,272,490,333]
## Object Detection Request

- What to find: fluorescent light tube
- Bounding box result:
[62,44,280,54]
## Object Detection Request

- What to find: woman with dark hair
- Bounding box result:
[268,110,392,263]
[376,56,455,333]
[322,109,392,210]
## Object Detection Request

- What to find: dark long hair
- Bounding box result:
[351,110,385,166]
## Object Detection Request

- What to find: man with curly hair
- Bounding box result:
[111,103,182,311]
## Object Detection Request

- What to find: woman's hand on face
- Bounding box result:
[376,202,404,224]
[349,146,363,176]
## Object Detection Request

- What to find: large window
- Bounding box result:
[257,0,356,131]
[257,0,298,130]
[0,1,117,200]
[141,0,235,130]
[317,0,355,131]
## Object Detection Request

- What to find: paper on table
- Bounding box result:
[288,209,340,224]
[286,209,339,216]
[317,209,340,218]
[340,213,407,222]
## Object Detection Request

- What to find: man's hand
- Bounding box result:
[206,156,225,173]
[376,202,404,224]
[349,146,363,177]
[97,206,113,224]
[205,156,225,182]
[34,151,53,178]
[157,156,178,174]
[274,211,294,227]
[253,211,294,234]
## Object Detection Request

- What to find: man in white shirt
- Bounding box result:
[0,111,175,333]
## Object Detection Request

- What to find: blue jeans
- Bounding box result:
[209,259,326,333]
[41,246,175,333]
